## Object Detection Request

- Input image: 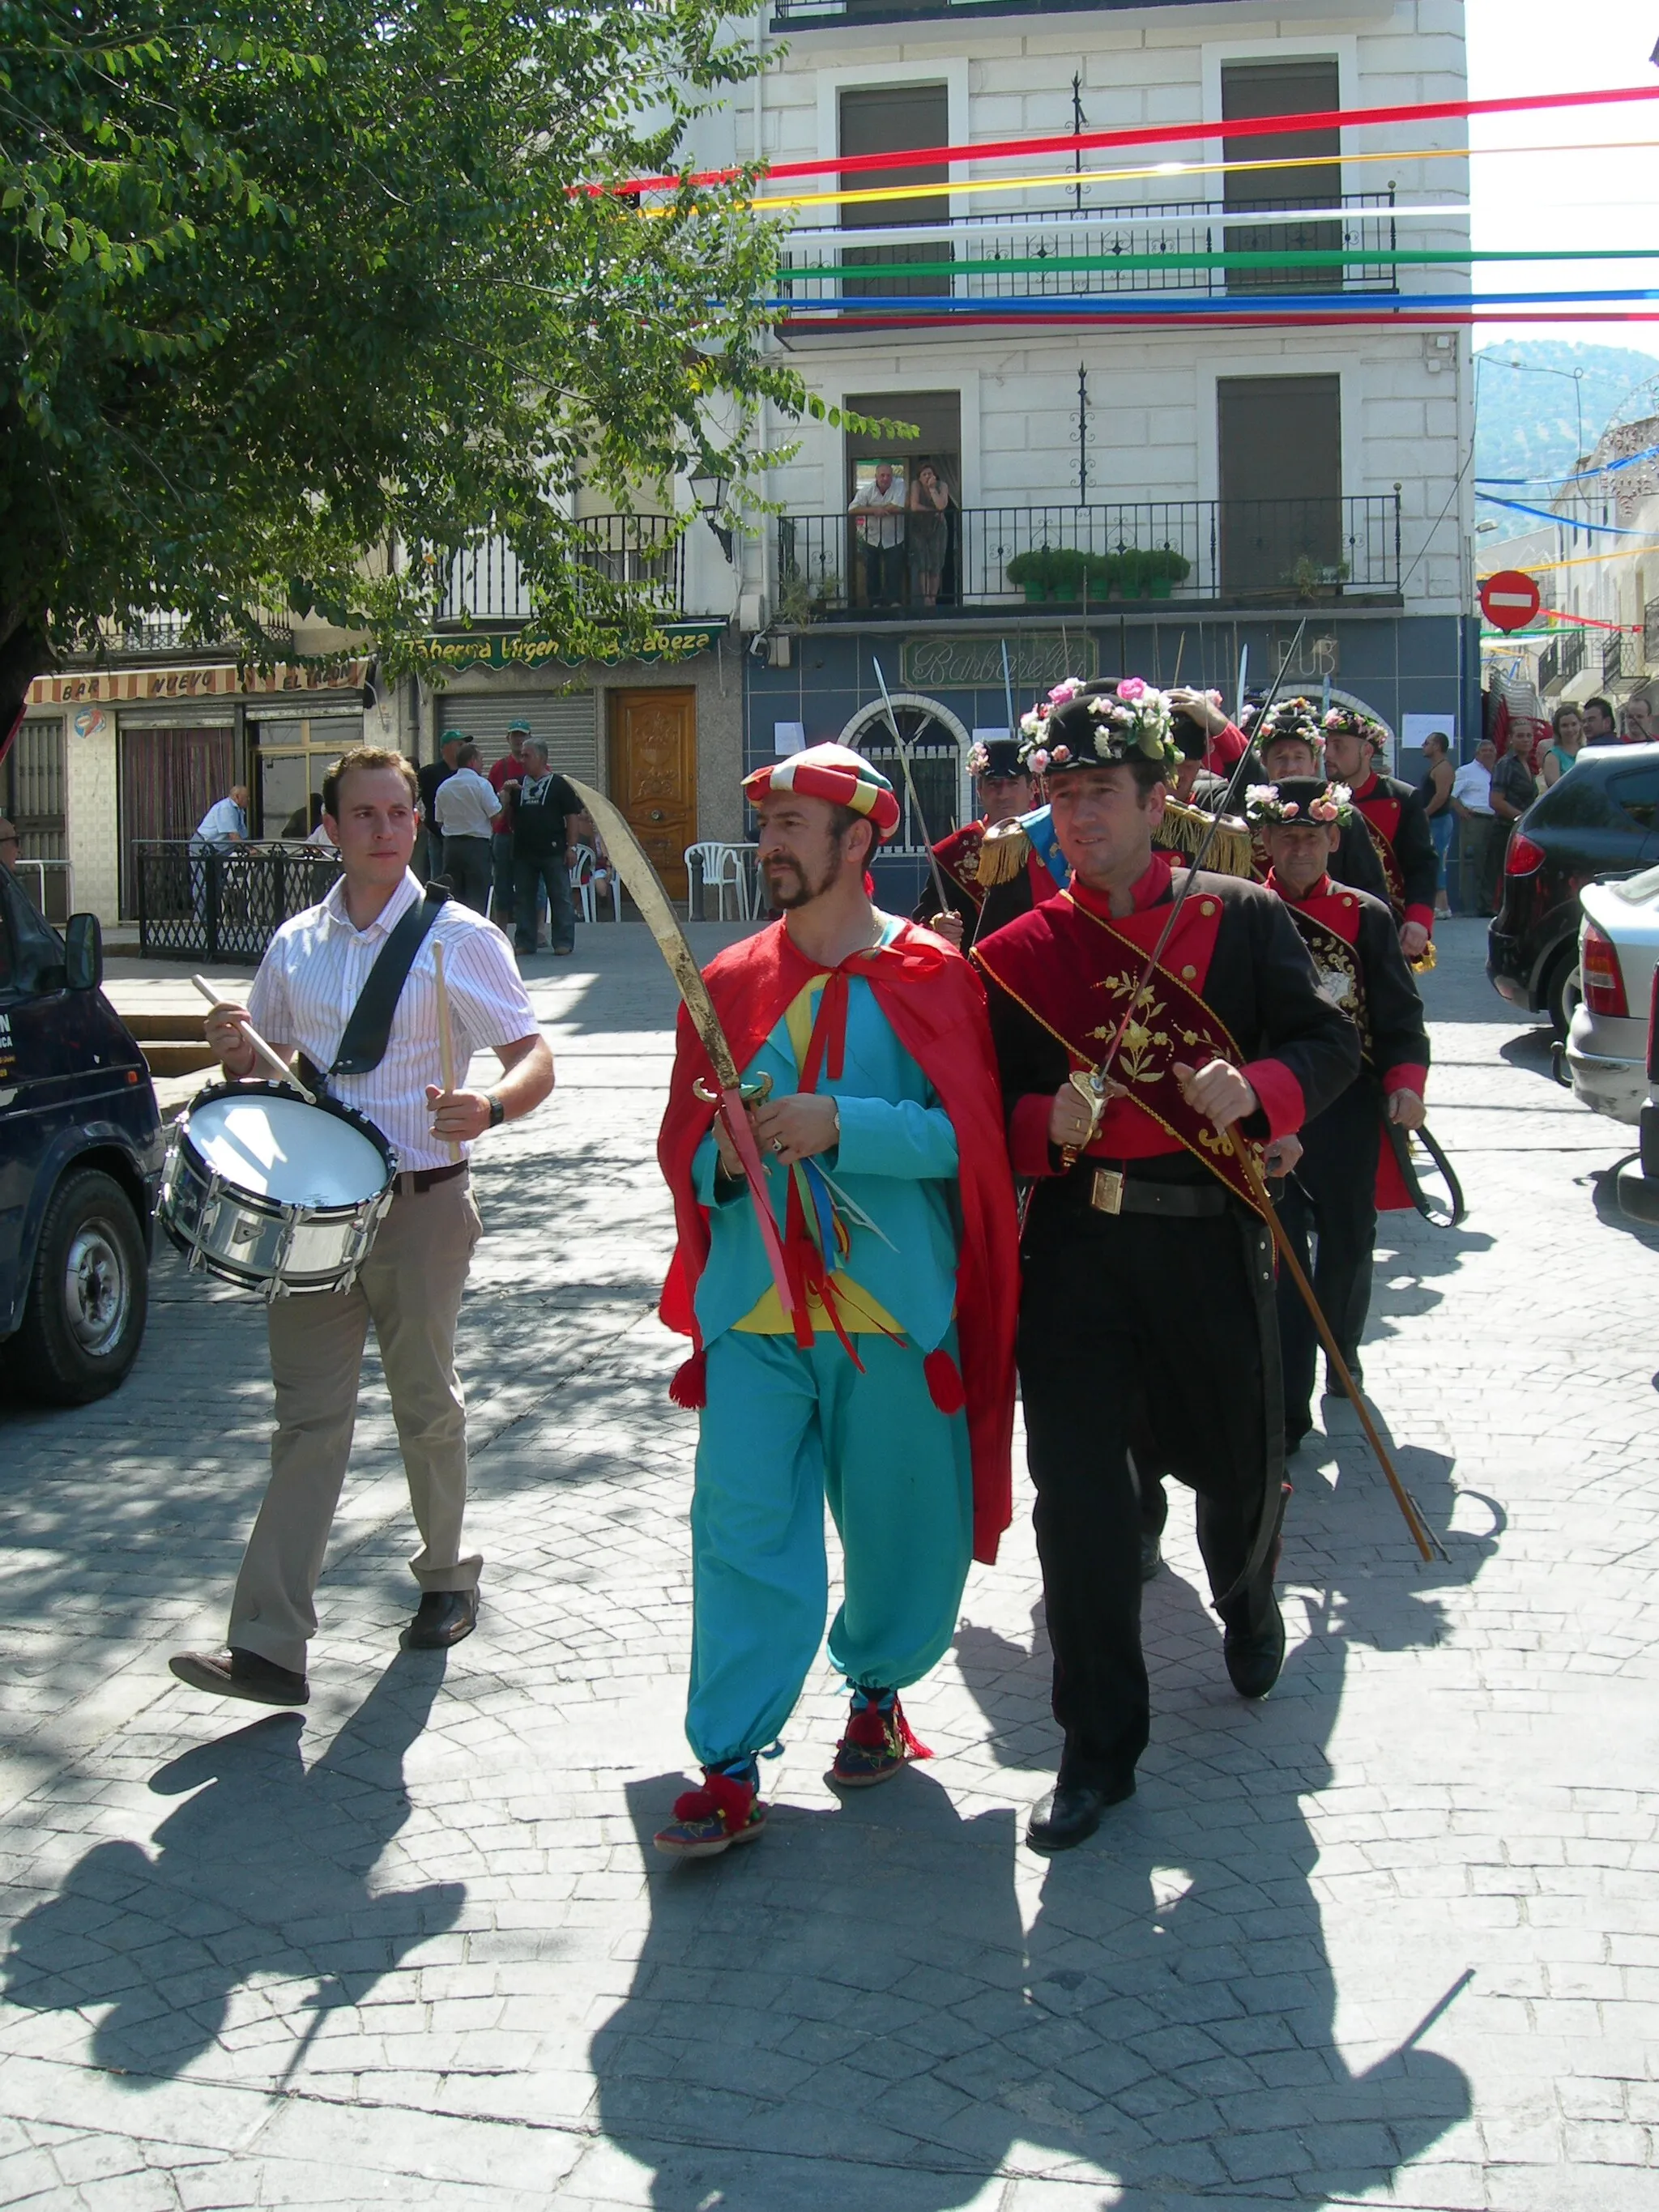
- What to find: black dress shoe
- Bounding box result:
[1026,1775,1135,1855]
[1138,1532,1162,1583]
[169,1647,309,1706]
[404,1589,478,1649]
[1223,1595,1286,1699]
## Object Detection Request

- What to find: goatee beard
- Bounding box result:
[766,858,837,910]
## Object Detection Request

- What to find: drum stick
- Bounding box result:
[190,974,317,1105]
[432,940,461,1164]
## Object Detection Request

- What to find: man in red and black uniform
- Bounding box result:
[1251,704,1390,906]
[1248,778,1430,1448]
[914,736,1034,947]
[972,682,1358,1854]
[1320,705,1438,964]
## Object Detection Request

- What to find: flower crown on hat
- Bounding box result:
[1017,677,1178,776]
[1243,780,1352,828]
[1320,704,1387,745]
[1244,696,1321,744]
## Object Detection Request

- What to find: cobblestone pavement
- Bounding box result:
[1,915,1656,2210]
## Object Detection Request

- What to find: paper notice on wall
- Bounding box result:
[1402,713,1456,757]
[774,721,807,755]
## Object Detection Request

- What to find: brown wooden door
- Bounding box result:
[608,688,697,900]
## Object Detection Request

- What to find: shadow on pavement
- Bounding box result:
[2,1652,463,2082]
[587,1443,1495,2210]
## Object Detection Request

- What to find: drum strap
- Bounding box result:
[301,884,450,1091]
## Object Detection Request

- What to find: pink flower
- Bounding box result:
[1051,744,1071,763]
[1116,677,1146,702]
[1282,802,1300,819]
[1029,749,1051,774]
[1048,678,1083,705]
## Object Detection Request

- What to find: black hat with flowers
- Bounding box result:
[967,735,1026,782]
[1017,676,1178,777]
[1246,697,1322,752]
[1320,702,1388,748]
[1243,777,1353,829]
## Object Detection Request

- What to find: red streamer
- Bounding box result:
[610,83,1659,196]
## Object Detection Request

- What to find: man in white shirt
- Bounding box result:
[188,784,249,929]
[173,748,554,1706]
[1452,738,1499,915]
[432,742,498,914]
[848,462,906,609]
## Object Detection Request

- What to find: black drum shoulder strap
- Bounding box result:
[327,883,450,1078]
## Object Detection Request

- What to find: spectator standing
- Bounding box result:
[906,462,953,609]
[433,743,498,913]
[1580,697,1618,745]
[189,782,249,929]
[1540,705,1583,788]
[848,463,906,609]
[418,730,464,879]
[510,741,586,958]
[1452,739,1499,915]
[1621,690,1655,745]
[1491,718,1539,873]
[1418,731,1455,919]
[488,719,531,928]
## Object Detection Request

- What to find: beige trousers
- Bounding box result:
[228,1173,483,1672]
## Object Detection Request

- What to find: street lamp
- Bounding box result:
[688,463,734,562]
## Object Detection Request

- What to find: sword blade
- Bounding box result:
[565,779,743,1093]
[872,657,950,914]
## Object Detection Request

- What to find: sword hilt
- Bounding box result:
[693,1074,773,1107]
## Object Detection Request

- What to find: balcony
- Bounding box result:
[774,496,1401,619]
[435,517,685,628]
[111,611,294,654]
[778,193,1398,317]
[772,0,1217,23]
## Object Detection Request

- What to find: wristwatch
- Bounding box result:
[487,1093,506,1130]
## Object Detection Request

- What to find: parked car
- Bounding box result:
[0,872,163,1403]
[1486,740,1659,1030]
[1615,974,1659,1225]
[1563,865,1659,1124]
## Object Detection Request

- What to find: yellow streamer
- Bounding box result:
[1479,540,1659,578]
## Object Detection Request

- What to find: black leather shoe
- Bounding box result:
[1224,1596,1286,1699]
[1026,1775,1135,1855]
[404,1589,478,1649]
[1139,1532,1162,1582]
[169,1647,309,1706]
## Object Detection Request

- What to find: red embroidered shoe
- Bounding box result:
[828,1690,932,1789]
[653,1762,767,1858]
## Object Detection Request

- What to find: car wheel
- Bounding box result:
[6,1169,149,1404]
[1542,948,1578,1035]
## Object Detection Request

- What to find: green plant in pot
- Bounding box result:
[1084,550,1117,599]
[1145,543,1191,599]
[1047,548,1090,603]
[1117,548,1149,599]
[1006,547,1056,603]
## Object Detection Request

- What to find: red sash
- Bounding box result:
[974,885,1268,1218]
[1281,893,1414,1212]
[1354,791,1405,918]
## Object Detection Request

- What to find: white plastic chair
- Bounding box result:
[684,841,749,921]
[569,842,621,923]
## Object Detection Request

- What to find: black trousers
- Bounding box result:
[1277,1079,1380,1434]
[1018,1162,1285,1789]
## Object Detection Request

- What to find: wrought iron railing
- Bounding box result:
[435,518,686,625]
[773,0,1174,19]
[779,192,1397,308]
[113,611,293,652]
[1603,629,1636,687]
[135,842,342,961]
[775,495,1401,616]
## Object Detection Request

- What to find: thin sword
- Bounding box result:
[1000,638,1017,742]
[872,656,949,914]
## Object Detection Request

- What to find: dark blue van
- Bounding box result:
[0,868,163,1403]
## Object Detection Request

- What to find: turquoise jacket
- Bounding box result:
[691,954,960,1352]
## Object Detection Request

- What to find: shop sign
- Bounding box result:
[901,634,1098,692]
[28,658,365,707]
[426,624,723,672]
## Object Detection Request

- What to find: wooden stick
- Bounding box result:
[432,940,461,1163]
[1228,1128,1445,1564]
[190,974,317,1104]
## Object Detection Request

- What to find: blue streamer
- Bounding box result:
[1475,494,1648,536]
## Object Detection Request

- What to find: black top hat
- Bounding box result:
[969,736,1026,782]
[1171,711,1209,761]
[1019,676,1178,775]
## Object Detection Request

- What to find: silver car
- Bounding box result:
[1564,863,1659,1126]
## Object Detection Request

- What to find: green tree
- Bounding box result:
[0,0,819,737]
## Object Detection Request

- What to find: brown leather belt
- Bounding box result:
[394,1161,469,1197]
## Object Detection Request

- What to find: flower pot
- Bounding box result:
[1022,582,1047,605]
[1149,578,1173,599]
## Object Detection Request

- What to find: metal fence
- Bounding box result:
[135,842,341,961]
[778,192,1397,308]
[777,494,1401,616]
[435,518,686,625]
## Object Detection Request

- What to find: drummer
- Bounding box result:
[171,746,554,1707]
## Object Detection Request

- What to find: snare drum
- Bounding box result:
[160,1081,398,1298]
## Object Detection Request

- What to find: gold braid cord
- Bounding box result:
[975,821,1032,888]
[1161,799,1254,881]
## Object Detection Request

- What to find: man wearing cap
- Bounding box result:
[972,680,1358,1853]
[654,744,1018,1858]
[1319,705,1438,963]
[1252,703,1390,905]
[1247,778,1430,1447]
[486,719,532,930]
[914,735,1035,947]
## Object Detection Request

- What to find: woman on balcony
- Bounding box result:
[907,462,953,611]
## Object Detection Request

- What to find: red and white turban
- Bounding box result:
[742,744,901,841]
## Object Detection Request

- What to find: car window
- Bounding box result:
[1529,774,1621,830]
[0,872,66,995]
[1610,768,1659,832]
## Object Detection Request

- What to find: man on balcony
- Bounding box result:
[848,463,906,610]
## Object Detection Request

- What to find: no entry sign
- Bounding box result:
[1479,569,1543,633]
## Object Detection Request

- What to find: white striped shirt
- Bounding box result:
[247,871,539,1171]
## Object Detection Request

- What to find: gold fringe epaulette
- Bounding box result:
[1161,798,1255,881]
[975,820,1031,889]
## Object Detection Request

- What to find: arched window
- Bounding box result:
[838,695,970,855]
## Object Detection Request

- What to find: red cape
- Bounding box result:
[658,918,1020,1566]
